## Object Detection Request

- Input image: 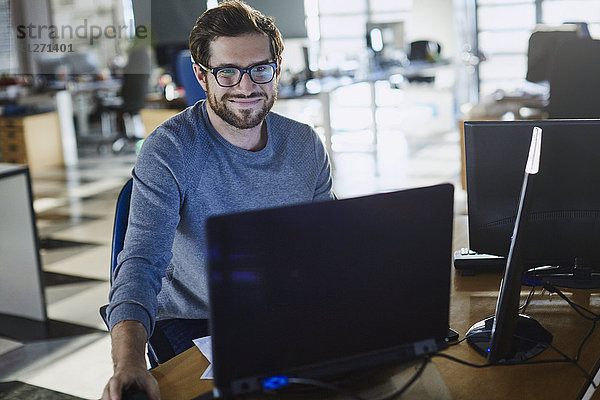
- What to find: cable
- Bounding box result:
[543,285,599,321]
[543,284,599,388]
[431,353,488,368]
[433,351,576,369]
[548,343,598,389]
[576,319,597,362]
[447,336,469,347]
[519,286,536,312]
[379,356,430,400]
[287,356,431,400]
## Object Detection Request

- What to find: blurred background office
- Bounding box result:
[0,0,599,398]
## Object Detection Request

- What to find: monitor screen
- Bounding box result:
[132,0,207,67]
[465,119,600,277]
[244,0,307,38]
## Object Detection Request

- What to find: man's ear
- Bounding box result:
[192,63,208,92]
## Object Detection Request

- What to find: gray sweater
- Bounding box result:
[107,101,334,336]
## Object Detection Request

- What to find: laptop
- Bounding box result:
[205,183,454,398]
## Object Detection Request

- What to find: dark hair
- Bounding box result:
[189,0,284,68]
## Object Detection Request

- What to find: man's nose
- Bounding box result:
[236,71,256,91]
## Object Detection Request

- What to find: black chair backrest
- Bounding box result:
[526,30,579,83]
[547,38,600,119]
[110,178,133,283]
[121,48,151,114]
[175,49,206,107]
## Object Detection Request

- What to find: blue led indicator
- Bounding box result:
[262,375,289,390]
[487,348,491,353]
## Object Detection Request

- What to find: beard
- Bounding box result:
[206,80,277,130]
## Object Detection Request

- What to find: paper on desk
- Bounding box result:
[192,336,213,379]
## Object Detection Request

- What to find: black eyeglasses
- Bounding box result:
[198,61,278,87]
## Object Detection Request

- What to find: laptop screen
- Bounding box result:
[206,183,454,397]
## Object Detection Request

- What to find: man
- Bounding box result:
[102,1,334,399]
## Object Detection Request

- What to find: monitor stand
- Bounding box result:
[465,314,553,363]
[524,259,600,289]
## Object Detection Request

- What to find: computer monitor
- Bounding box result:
[465,119,600,288]
[244,0,307,38]
[466,126,553,364]
[206,184,454,397]
[132,0,207,69]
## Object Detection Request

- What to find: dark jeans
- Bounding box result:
[148,318,210,368]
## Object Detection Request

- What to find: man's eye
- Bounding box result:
[218,68,237,76]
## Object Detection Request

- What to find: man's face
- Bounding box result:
[197,33,279,130]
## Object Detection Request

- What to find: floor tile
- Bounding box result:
[0,334,111,400]
[0,314,105,343]
[0,338,23,358]
[48,219,114,246]
[43,245,112,281]
[46,282,111,330]
[45,279,106,306]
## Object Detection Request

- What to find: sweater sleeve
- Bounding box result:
[106,120,189,336]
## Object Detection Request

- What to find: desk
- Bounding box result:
[0,112,65,172]
[151,215,600,399]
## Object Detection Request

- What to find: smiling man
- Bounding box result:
[102,1,334,399]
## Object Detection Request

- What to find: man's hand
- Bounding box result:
[101,320,161,400]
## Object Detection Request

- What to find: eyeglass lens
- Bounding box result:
[216,64,275,86]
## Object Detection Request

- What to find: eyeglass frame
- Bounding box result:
[196,60,279,87]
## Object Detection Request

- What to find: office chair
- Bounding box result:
[99,48,151,152]
[546,38,600,119]
[525,29,579,83]
[175,49,206,107]
[99,178,176,367]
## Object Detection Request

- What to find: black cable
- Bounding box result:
[287,356,431,400]
[576,319,597,362]
[548,343,598,389]
[543,284,599,388]
[379,356,430,400]
[431,353,488,368]
[544,285,599,320]
[435,330,596,385]
[433,350,577,368]
[519,286,536,312]
[433,332,597,389]
[447,336,469,347]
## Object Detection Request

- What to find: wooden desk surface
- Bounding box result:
[151,215,600,399]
